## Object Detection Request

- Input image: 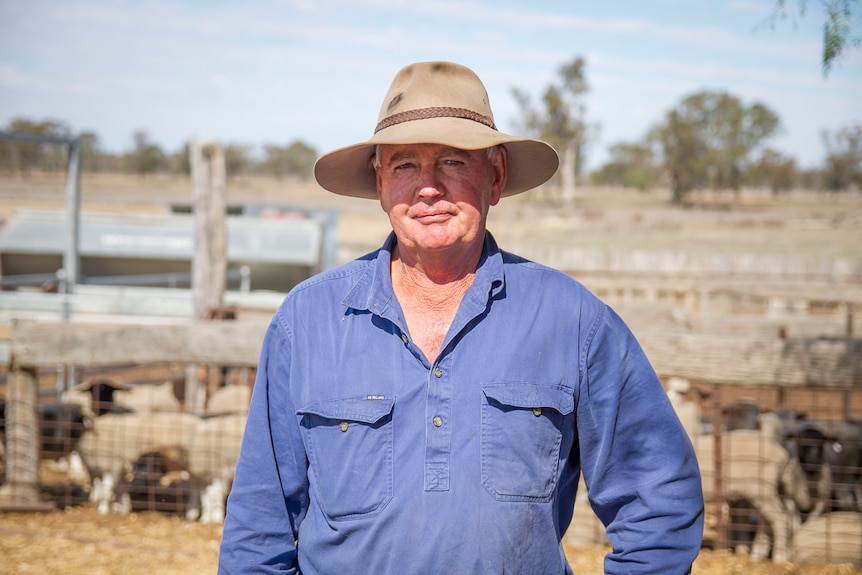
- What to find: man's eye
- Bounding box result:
[394,162,414,170]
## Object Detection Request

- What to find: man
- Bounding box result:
[219,61,703,574]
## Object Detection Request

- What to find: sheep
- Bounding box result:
[562,429,810,561]
[0,398,89,461]
[695,429,811,563]
[205,384,251,416]
[562,475,607,548]
[726,497,766,556]
[792,420,862,519]
[61,379,182,417]
[724,398,760,432]
[187,413,247,523]
[73,407,246,521]
[758,409,802,446]
[112,380,182,414]
[75,411,201,513]
[665,376,702,440]
[63,379,181,418]
[793,512,862,567]
[119,446,209,520]
[62,379,133,418]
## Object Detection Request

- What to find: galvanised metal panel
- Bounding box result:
[0,209,323,265]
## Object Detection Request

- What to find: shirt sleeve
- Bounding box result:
[576,305,704,575]
[218,318,309,574]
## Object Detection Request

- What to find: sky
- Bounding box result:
[1,0,860,171]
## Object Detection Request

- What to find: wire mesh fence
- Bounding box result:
[1,353,860,566]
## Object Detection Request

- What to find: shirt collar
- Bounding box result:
[341,231,506,316]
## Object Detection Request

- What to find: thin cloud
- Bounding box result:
[325,0,820,63]
[0,64,42,89]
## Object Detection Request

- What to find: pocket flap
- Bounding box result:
[483,383,573,415]
[297,395,396,424]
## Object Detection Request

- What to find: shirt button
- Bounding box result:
[340,421,349,432]
[532,408,542,417]
[401,334,409,344]
[434,367,443,378]
[432,416,443,427]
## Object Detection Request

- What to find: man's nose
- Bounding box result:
[416,166,443,198]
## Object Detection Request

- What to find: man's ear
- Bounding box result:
[490,146,508,206]
[376,170,387,212]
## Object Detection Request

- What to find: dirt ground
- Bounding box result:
[1,174,861,574]
[0,506,860,575]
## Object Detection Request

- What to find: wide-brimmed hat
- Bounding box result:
[313,61,559,199]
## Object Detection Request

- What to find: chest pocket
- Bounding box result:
[297,396,395,520]
[481,383,574,502]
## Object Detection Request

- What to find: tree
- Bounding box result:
[746,148,798,195]
[821,122,862,191]
[0,117,72,174]
[652,91,780,204]
[592,142,663,190]
[263,139,317,180]
[512,57,590,210]
[127,130,166,176]
[651,108,709,204]
[797,167,825,190]
[763,0,861,76]
[172,142,193,176]
[78,131,101,172]
[224,143,253,178]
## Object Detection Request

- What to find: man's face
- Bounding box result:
[375,143,506,256]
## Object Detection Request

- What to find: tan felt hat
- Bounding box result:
[313,61,559,199]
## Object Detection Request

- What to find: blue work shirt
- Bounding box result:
[219,232,704,574]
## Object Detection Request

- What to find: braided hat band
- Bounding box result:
[375,106,497,134]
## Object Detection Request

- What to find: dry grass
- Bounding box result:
[0,507,222,575]
[0,507,860,575]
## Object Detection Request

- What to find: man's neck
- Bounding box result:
[390,243,482,360]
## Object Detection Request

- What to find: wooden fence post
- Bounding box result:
[188,140,227,414]
[711,383,727,552]
[0,368,43,507]
[190,140,227,320]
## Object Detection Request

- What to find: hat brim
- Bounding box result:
[314,117,559,200]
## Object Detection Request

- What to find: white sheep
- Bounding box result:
[562,475,608,548]
[758,409,800,445]
[112,380,182,413]
[187,413,248,523]
[61,386,100,419]
[666,376,702,440]
[793,512,862,567]
[695,429,811,563]
[206,384,252,416]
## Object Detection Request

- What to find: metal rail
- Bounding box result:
[0,131,82,310]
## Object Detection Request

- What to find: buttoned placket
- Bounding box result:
[423,354,452,491]
[396,326,453,492]
[421,282,500,494]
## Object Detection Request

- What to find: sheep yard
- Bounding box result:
[1,173,862,574]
